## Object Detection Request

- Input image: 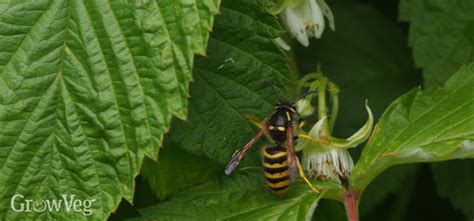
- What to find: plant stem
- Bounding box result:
[343,190,359,221]
[341,177,359,221]
[316,74,330,137]
[327,81,339,133]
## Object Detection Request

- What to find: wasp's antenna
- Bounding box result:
[264,80,285,103]
[291,90,318,105]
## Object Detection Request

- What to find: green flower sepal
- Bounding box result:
[296,101,373,152]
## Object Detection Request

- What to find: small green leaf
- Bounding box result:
[351,63,474,191]
[432,160,474,218]
[139,168,340,221]
[0,0,219,219]
[359,164,418,217]
[399,0,474,87]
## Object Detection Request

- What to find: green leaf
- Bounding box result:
[432,160,474,218]
[312,199,346,221]
[141,142,220,200]
[351,63,474,191]
[139,168,340,221]
[0,0,219,220]
[399,0,474,87]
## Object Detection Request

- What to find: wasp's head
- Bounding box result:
[264,80,315,115]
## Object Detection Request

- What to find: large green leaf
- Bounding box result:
[399,0,474,87]
[139,168,340,221]
[399,0,474,215]
[0,0,219,220]
[351,63,474,191]
[141,0,296,200]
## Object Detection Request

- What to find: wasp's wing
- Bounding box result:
[242,114,274,142]
[242,114,265,129]
[286,125,299,181]
[224,126,266,175]
[286,125,320,193]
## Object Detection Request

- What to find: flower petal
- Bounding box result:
[309,0,325,38]
[274,37,291,51]
[308,115,327,139]
[281,7,309,46]
[303,148,354,181]
[316,0,335,31]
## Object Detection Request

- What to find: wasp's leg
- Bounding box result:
[296,156,320,194]
[287,125,319,194]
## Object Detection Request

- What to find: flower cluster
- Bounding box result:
[295,73,373,182]
[272,0,335,48]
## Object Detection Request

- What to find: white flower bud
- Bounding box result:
[296,97,315,118]
[278,0,334,47]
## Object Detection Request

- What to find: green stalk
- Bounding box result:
[328,81,340,133]
[316,74,330,137]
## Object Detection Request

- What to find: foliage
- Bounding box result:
[140,168,340,221]
[399,0,474,87]
[0,0,219,220]
[351,63,474,190]
[0,0,473,220]
[432,160,474,218]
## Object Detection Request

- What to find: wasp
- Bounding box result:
[225,82,319,195]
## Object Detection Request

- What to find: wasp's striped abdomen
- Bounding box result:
[263,145,290,195]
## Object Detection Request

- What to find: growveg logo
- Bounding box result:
[10,194,96,216]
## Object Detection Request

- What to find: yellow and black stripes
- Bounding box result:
[263,145,290,195]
